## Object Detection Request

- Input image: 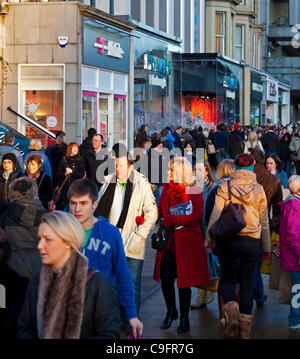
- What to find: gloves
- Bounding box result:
[261,252,271,263]
[163,214,177,227]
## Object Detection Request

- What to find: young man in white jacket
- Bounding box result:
[95,144,158,315]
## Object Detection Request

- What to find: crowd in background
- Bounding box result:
[1,118,300,339]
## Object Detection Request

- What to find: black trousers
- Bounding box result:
[217,236,260,315]
[160,250,191,316]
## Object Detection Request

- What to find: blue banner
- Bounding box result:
[0,121,31,157]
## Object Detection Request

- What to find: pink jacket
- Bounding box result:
[279,195,300,271]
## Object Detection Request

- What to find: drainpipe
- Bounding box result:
[0,2,9,123]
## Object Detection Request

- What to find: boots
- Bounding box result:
[238,313,253,339]
[177,314,190,334]
[191,289,215,309]
[160,306,178,329]
[222,301,239,339]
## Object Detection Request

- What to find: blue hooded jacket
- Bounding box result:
[83,216,137,320]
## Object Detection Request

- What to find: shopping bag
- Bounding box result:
[269,246,282,290]
[206,248,221,281]
[199,279,219,292]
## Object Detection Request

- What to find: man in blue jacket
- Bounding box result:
[68,179,143,338]
[214,124,228,164]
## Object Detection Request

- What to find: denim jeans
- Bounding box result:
[252,243,266,303]
[154,185,163,206]
[216,148,226,164]
[217,236,260,314]
[282,159,291,178]
[288,271,300,328]
[126,257,144,316]
[295,161,300,176]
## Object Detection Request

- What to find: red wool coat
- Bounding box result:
[153,184,210,288]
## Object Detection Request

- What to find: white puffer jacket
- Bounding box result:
[98,170,158,260]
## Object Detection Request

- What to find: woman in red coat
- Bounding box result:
[153,157,210,334]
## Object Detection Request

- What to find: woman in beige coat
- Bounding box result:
[206,153,270,339]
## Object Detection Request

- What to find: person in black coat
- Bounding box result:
[0,153,22,203]
[0,228,28,339]
[55,143,86,210]
[79,127,97,172]
[279,133,292,177]
[17,211,121,339]
[26,154,53,210]
[226,129,244,159]
[261,126,280,156]
[47,135,67,188]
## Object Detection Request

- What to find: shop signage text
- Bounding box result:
[252,82,263,93]
[149,75,167,89]
[144,54,171,75]
[93,37,124,59]
[269,82,277,97]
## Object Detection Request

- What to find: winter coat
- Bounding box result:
[0,199,46,279]
[214,131,228,149]
[190,130,206,148]
[56,155,86,189]
[27,170,53,210]
[24,150,52,179]
[0,169,22,202]
[48,144,67,187]
[17,268,121,339]
[172,131,182,149]
[244,140,264,154]
[226,131,244,159]
[261,131,280,155]
[289,135,300,161]
[98,170,158,260]
[160,137,172,151]
[0,144,24,174]
[276,169,288,189]
[153,184,210,288]
[83,148,108,189]
[206,170,270,252]
[279,195,300,271]
[0,265,28,339]
[279,137,291,161]
[146,149,169,186]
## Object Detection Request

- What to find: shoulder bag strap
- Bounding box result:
[227,180,232,202]
[86,269,99,283]
[38,172,46,190]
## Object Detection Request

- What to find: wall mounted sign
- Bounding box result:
[46,116,58,128]
[252,82,263,93]
[267,80,278,102]
[149,75,167,89]
[144,54,172,75]
[93,37,124,59]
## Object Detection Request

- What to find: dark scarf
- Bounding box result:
[95,171,134,229]
[37,252,88,339]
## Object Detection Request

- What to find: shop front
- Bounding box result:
[82,18,131,148]
[133,27,182,135]
[266,77,278,124]
[182,54,242,129]
[250,72,264,126]
[278,82,290,126]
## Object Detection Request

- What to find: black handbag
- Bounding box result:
[209,180,246,242]
[151,219,170,251]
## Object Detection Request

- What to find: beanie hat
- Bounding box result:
[2,152,17,167]
[234,123,239,130]
[151,137,162,149]
[234,153,255,172]
[269,126,275,131]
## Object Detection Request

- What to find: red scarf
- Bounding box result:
[167,181,187,208]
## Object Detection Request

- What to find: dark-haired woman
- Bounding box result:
[279,133,292,178]
[0,153,22,203]
[266,153,289,189]
[55,143,85,210]
[26,155,53,210]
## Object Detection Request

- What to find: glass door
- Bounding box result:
[114,95,127,145]
[82,91,97,140]
[99,94,113,148]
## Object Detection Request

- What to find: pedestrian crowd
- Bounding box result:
[1,119,300,339]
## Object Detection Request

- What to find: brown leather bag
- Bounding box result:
[53,175,69,203]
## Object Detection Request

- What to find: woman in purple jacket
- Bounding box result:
[279,175,300,330]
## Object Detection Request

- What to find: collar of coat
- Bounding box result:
[37,252,88,339]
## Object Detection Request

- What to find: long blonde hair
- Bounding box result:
[169,157,195,187]
[247,131,258,148]
[216,159,236,180]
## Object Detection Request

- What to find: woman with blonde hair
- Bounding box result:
[153,157,210,334]
[244,131,264,154]
[17,211,121,339]
[24,139,52,178]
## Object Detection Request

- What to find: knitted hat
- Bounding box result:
[151,137,162,149]
[234,153,255,172]
[2,153,17,167]
[234,123,239,130]
[269,126,275,131]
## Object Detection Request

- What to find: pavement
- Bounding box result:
[122,228,300,339]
